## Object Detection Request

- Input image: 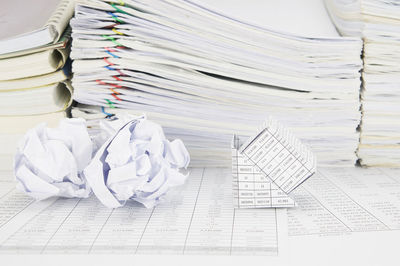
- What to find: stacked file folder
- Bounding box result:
[70,0,363,166]
[0,0,76,155]
[0,34,72,117]
[325,0,400,166]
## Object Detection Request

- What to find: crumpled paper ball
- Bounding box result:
[84,115,190,208]
[14,118,93,200]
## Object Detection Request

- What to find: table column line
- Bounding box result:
[274,208,279,255]
[87,208,114,254]
[229,208,236,255]
[182,167,205,254]
[40,199,81,254]
[0,198,34,229]
[0,187,15,200]
[135,206,155,254]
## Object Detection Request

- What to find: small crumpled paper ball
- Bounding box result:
[14,118,93,200]
[84,115,190,208]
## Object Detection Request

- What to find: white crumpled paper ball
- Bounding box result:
[14,118,93,200]
[84,115,190,208]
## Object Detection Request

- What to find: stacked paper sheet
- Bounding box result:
[325,0,400,166]
[70,0,363,166]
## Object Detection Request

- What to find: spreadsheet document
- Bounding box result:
[0,168,288,257]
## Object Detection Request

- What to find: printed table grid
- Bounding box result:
[232,147,295,208]
[241,127,313,194]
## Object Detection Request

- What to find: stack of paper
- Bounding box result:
[0,0,76,154]
[325,0,400,166]
[70,0,363,166]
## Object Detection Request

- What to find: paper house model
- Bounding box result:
[232,119,316,208]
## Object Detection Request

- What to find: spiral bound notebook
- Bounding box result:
[0,0,75,55]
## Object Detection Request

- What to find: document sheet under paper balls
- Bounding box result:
[0,168,288,258]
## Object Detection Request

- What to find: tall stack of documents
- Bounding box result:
[325,0,400,167]
[0,0,76,153]
[70,0,363,166]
